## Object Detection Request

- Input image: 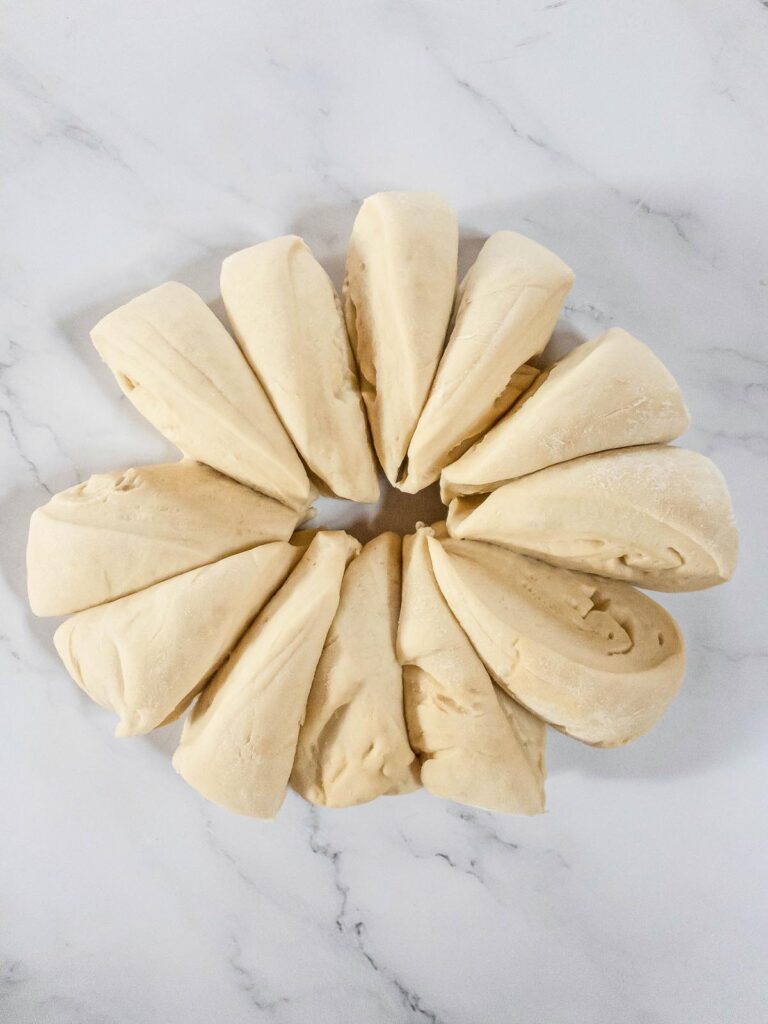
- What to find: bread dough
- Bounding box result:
[401,232,573,492]
[91,281,310,509]
[427,535,685,747]
[448,445,738,592]
[173,531,360,818]
[54,542,302,736]
[441,327,689,501]
[291,532,419,806]
[397,527,545,814]
[221,237,379,503]
[27,461,300,616]
[342,191,458,485]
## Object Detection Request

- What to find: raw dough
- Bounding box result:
[448,445,738,592]
[398,527,545,814]
[342,191,458,485]
[27,461,300,616]
[221,237,379,502]
[91,281,310,509]
[173,531,360,818]
[441,327,689,500]
[291,532,419,806]
[401,232,573,492]
[54,542,302,736]
[427,535,685,747]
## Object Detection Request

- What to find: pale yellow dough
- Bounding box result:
[221,237,379,502]
[441,327,689,501]
[54,542,302,737]
[27,461,299,616]
[427,535,685,747]
[343,191,458,485]
[291,533,419,807]
[91,281,310,509]
[401,232,573,492]
[448,446,738,592]
[398,528,545,815]
[173,531,359,819]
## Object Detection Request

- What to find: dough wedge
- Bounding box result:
[173,531,359,818]
[54,542,301,736]
[27,461,300,616]
[427,535,685,747]
[91,281,310,509]
[221,236,379,502]
[447,446,737,591]
[402,232,573,492]
[398,527,545,814]
[292,532,418,807]
[441,327,689,501]
[343,191,458,484]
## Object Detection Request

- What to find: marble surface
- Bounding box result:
[2,3,767,1022]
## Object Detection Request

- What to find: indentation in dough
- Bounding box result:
[616,616,634,647]
[359,367,377,401]
[433,692,470,715]
[619,547,684,570]
[346,294,377,399]
[444,428,486,465]
[112,472,140,492]
[315,701,352,763]
[537,537,608,557]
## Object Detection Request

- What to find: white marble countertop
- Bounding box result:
[2,3,767,1022]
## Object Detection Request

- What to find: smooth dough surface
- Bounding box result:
[441,327,690,500]
[401,232,573,492]
[221,237,379,502]
[448,445,738,592]
[173,531,360,819]
[343,191,458,485]
[54,542,302,736]
[27,461,300,616]
[291,533,419,807]
[427,535,685,747]
[398,528,545,815]
[91,281,310,509]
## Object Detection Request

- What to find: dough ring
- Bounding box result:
[27,192,738,818]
